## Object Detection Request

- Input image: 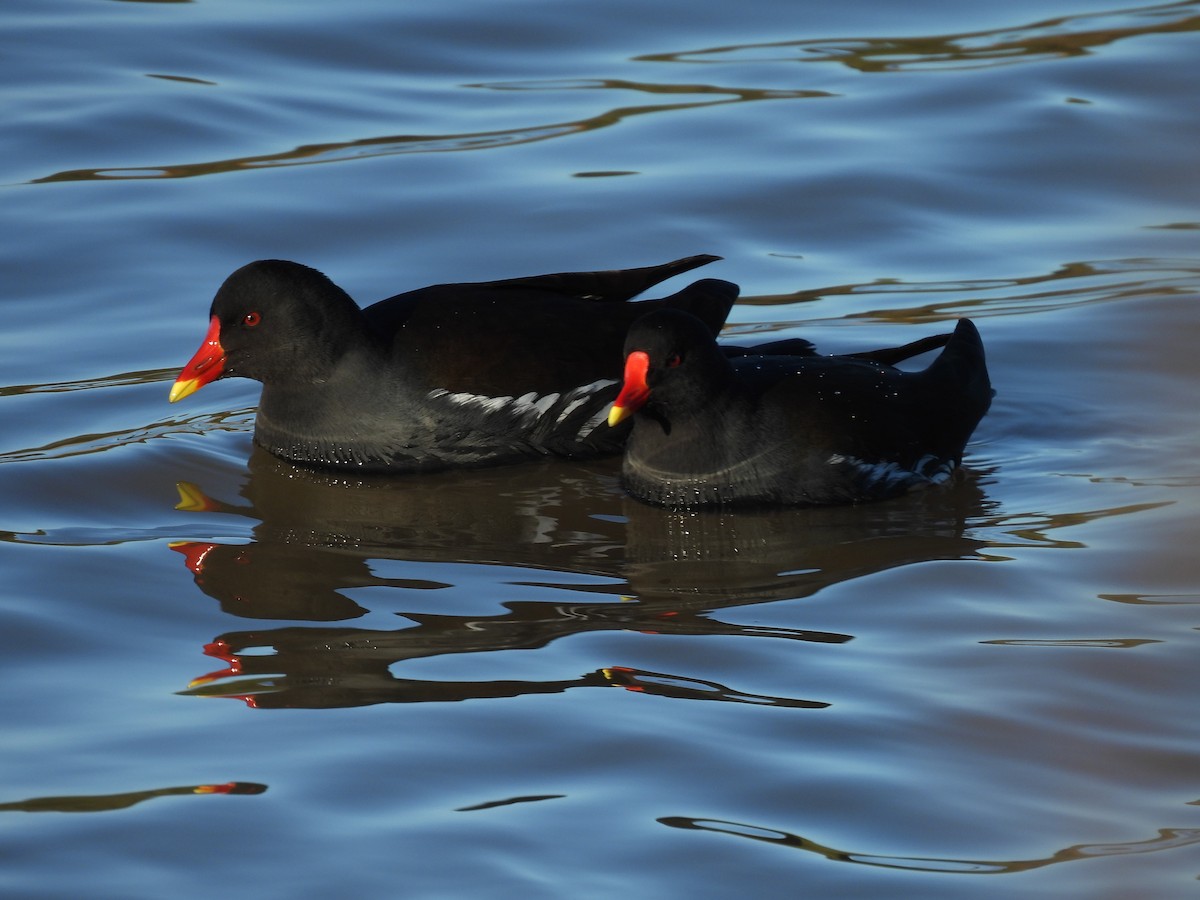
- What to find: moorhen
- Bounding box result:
[169,256,737,472]
[608,309,993,507]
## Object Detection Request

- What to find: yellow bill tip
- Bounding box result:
[607,404,631,428]
[168,378,202,404]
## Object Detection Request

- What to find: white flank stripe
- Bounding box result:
[429,378,615,434]
[576,405,613,439]
[428,387,559,420]
[556,396,591,424]
[556,378,617,425]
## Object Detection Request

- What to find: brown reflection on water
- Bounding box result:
[739,258,1200,325]
[640,1,1200,72]
[30,80,827,184]
[0,367,177,398]
[620,478,991,604]
[659,816,1200,875]
[0,782,266,814]
[981,637,1161,648]
[170,448,629,617]
[455,794,564,812]
[1100,592,1200,606]
[184,650,831,710]
[168,449,993,710]
[970,501,1173,554]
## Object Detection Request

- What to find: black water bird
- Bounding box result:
[170,256,736,472]
[608,309,992,507]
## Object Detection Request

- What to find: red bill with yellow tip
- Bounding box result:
[169,316,225,403]
[607,350,651,427]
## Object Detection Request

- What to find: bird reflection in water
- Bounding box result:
[169,447,992,710]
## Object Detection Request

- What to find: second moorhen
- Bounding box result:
[608,309,993,507]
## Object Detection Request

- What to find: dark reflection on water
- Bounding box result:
[184,656,832,711]
[455,794,565,812]
[31,80,828,184]
[742,258,1200,323]
[981,638,1160,647]
[621,482,992,602]
[1100,592,1200,605]
[0,368,175,398]
[170,448,629,606]
[39,2,1200,185]
[641,1,1200,71]
[659,817,1200,875]
[0,782,266,814]
[167,448,993,709]
[971,501,1173,554]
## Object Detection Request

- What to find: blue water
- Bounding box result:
[3,1,1199,897]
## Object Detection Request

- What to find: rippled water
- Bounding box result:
[3,1,1199,897]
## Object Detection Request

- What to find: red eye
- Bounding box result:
[243,312,261,327]
[666,354,682,368]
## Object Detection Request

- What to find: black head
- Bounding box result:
[608,308,733,427]
[171,260,369,401]
[210,260,370,380]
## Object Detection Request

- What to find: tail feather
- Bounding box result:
[723,337,818,358]
[925,318,993,456]
[850,331,952,366]
[488,254,722,303]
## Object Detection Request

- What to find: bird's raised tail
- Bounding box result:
[931,319,990,392]
[924,318,994,456]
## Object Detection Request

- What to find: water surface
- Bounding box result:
[3,1,1199,897]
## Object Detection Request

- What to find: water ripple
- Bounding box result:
[0,367,177,398]
[0,409,253,465]
[28,80,827,184]
[640,1,1200,72]
[739,258,1200,325]
[658,817,1200,874]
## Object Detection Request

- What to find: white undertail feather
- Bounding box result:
[827,452,954,489]
[427,378,618,437]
